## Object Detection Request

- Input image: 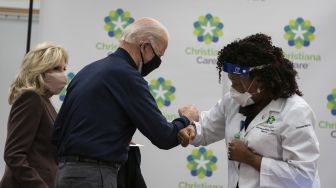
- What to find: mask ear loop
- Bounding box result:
[239,77,256,94]
[246,78,262,95]
[149,44,159,57]
[238,76,253,92]
[246,78,255,93]
[138,44,145,72]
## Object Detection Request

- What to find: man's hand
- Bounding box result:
[178,125,196,147]
[178,105,199,122]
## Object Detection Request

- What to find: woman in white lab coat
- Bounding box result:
[178,33,320,188]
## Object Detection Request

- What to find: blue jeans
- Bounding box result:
[56,162,120,188]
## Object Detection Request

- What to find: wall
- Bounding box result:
[1,0,335,187]
[0,16,39,175]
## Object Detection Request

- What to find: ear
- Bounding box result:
[139,43,145,52]
[139,43,149,54]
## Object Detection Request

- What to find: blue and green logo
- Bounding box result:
[187,147,218,179]
[59,72,75,102]
[266,115,276,124]
[149,77,176,108]
[327,88,336,116]
[193,14,224,45]
[283,17,315,49]
[104,8,134,40]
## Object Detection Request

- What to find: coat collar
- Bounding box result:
[244,97,285,134]
[111,48,138,70]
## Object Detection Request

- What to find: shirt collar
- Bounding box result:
[111,48,138,69]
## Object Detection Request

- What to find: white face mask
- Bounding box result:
[44,72,67,95]
[229,78,259,107]
[229,87,255,107]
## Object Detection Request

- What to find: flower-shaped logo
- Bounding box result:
[186,147,218,179]
[266,116,276,124]
[193,14,224,45]
[149,77,176,108]
[327,88,336,116]
[283,17,315,49]
[59,72,75,102]
[104,9,134,40]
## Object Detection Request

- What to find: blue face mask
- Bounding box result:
[140,46,161,77]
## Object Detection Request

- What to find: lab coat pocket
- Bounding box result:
[247,126,280,158]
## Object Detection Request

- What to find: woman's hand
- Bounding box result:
[228,139,262,171]
[178,105,199,122]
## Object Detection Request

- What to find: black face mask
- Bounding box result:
[140,46,162,77]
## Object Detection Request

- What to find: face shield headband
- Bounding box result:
[223,62,250,76]
[223,62,269,76]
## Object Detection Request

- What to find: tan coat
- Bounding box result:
[0,90,58,188]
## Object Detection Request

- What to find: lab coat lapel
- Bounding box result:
[244,98,284,136]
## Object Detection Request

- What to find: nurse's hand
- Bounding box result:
[228,139,262,171]
[228,139,250,162]
[178,105,199,122]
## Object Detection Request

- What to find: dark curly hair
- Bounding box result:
[216,33,302,99]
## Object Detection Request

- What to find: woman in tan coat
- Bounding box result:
[0,43,68,188]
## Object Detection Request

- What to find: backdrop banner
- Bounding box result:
[39,0,336,187]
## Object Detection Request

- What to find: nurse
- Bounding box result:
[178,33,320,188]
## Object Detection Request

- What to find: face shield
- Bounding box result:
[223,62,268,76]
[223,62,250,76]
[223,62,251,92]
[223,62,266,107]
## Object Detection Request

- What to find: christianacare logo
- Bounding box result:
[186,147,218,179]
[104,8,134,40]
[193,14,224,45]
[319,89,336,139]
[327,88,336,116]
[59,72,75,102]
[149,77,176,108]
[283,17,315,49]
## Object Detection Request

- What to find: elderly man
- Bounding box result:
[53,17,196,188]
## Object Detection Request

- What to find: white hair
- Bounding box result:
[120,17,169,49]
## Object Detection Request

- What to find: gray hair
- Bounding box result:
[120,17,169,49]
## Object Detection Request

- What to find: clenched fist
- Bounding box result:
[178,105,199,122]
[178,124,196,147]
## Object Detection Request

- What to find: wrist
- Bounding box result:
[180,115,191,127]
[190,121,197,133]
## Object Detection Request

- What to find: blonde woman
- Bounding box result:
[0,43,68,188]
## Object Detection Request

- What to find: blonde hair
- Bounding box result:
[8,42,68,105]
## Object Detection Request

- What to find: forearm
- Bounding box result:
[243,152,262,172]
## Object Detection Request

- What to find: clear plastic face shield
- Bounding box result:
[223,62,267,89]
[223,62,258,107]
[223,62,253,91]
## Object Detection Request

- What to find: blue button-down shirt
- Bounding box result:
[52,48,189,163]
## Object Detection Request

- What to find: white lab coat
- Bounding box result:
[192,93,320,188]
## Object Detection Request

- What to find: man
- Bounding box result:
[53,17,196,188]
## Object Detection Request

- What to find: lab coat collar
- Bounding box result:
[244,97,285,135]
